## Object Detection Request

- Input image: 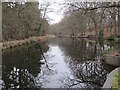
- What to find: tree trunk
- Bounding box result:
[118,3,120,54]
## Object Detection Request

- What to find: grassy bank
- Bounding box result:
[1,35,51,50]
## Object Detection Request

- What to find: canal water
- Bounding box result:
[1,37,117,89]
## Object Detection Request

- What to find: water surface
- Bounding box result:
[2,37,117,89]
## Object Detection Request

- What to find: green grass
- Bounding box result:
[112,72,120,90]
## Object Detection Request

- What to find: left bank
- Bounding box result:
[0,35,52,50]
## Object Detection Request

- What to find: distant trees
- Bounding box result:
[49,1,120,38]
[2,2,49,41]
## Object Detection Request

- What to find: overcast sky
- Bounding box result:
[39,0,65,24]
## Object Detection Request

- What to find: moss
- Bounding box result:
[112,72,120,90]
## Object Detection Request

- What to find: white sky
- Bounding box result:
[39,0,65,24]
[38,0,120,24]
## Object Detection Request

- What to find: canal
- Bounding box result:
[1,37,117,89]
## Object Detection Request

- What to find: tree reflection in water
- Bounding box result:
[2,37,117,89]
[68,61,107,88]
[51,37,116,88]
[2,42,49,89]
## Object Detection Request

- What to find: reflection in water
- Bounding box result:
[36,45,73,88]
[47,37,117,88]
[2,37,117,89]
[2,42,49,88]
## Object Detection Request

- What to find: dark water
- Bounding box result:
[1,37,117,89]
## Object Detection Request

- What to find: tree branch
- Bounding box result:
[66,3,120,11]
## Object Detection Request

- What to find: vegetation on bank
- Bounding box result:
[100,48,116,57]
[112,71,120,90]
[99,39,119,62]
[2,2,49,42]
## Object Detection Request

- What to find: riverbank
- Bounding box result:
[1,35,54,50]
